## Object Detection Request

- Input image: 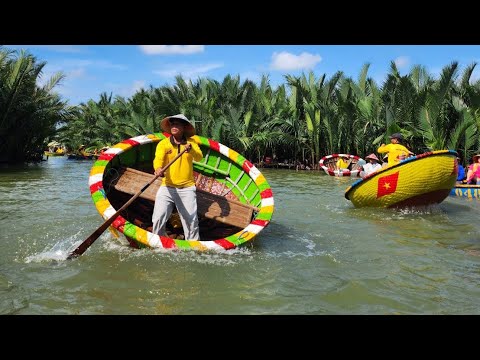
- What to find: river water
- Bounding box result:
[1,156,479,314]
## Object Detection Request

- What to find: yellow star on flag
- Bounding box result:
[377,172,399,198]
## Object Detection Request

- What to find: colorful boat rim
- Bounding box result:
[88,133,274,251]
[319,154,363,177]
[344,150,458,208]
[450,184,480,199]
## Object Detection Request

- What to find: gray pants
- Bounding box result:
[152,185,200,240]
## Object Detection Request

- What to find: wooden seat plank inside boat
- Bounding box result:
[110,167,257,229]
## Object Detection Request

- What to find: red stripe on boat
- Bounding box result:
[242,160,253,173]
[98,153,115,161]
[112,216,126,228]
[208,139,220,152]
[122,139,140,146]
[160,236,177,248]
[261,188,273,198]
[252,219,268,227]
[89,181,103,194]
[416,152,432,159]
[214,239,235,249]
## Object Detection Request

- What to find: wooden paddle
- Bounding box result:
[67,147,188,260]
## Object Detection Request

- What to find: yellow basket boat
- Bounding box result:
[345,150,458,208]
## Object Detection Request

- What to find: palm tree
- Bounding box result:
[0,47,72,163]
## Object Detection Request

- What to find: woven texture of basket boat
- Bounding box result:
[345,150,458,208]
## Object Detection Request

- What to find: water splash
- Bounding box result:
[25,230,89,263]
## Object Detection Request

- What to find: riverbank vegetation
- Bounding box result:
[0,47,76,163]
[2,46,480,166]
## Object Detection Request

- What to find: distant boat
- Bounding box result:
[44,151,64,157]
[319,154,363,177]
[88,133,274,251]
[345,150,458,208]
[450,184,480,199]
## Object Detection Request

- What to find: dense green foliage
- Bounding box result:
[3,46,480,166]
[0,47,75,163]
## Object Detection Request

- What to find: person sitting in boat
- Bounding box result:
[465,154,480,184]
[360,153,382,178]
[456,157,466,183]
[353,158,366,172]
[336,155,351,170]
[377,133,413,166]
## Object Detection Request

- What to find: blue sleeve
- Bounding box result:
[457,165,465,181]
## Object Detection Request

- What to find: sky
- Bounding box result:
[6,45,480,106]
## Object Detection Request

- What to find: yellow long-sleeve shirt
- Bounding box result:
[336,158,350,169]
[153,137,203,188]
[377,143,410,166]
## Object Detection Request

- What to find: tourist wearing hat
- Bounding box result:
[360,153,382,178]
[377,132,413,167]
[151,114,203,240]
[466,154,480,184]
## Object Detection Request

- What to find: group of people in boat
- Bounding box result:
[336,132,415,178]
[457,153,480,185]
[335,132,480,184]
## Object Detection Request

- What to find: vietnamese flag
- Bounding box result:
[377,171,399,198]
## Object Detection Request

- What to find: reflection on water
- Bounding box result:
[1,160,480,314]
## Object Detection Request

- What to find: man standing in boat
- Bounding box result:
[152,114,203,240]
[377,133,413,167]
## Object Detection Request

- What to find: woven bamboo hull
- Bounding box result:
[319,154,363,177]
[345,150,458,208]
[88,133,274,251]
[450,184,480,199]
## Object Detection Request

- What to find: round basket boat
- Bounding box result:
[88,133,274,251]
[345,150,458,208]
[319,154,363,177]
